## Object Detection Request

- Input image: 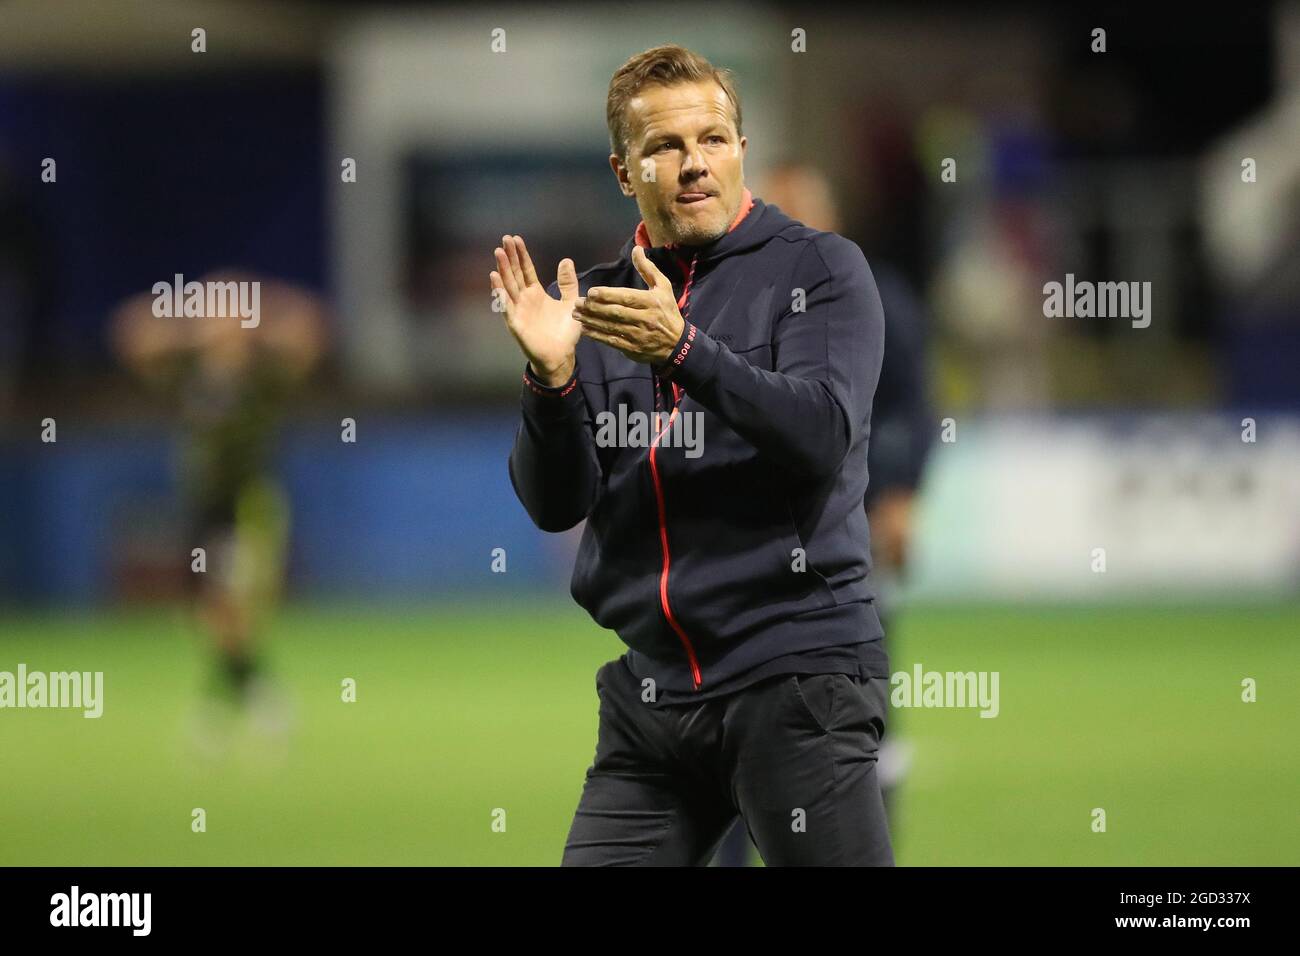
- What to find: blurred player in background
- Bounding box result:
[112,274,326,739]
[711,163,934,865]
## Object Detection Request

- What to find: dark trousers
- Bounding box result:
[561,656,894,866]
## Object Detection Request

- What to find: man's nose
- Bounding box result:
[681,143,709,178]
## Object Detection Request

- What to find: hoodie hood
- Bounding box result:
[619,187,796,268]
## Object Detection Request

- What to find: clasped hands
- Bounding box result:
[573,246,686,366]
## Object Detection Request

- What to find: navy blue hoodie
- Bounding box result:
[509,189,888,695]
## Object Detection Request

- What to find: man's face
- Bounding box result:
[612,79,747,248]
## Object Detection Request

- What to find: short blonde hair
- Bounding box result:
[606,44,743,163]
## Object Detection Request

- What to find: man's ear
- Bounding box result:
[609,153,636,198]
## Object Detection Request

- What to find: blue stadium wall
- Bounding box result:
[0,413,575,604]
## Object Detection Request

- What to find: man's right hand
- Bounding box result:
[491,235,581,387]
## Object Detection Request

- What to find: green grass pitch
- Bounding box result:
[1,599,1296,865]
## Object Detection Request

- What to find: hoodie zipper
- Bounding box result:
[648,251,702,690]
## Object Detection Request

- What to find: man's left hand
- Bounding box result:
[573,246,685,365]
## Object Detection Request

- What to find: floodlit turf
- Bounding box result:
[1,599,1296,865]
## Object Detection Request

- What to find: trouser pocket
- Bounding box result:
[789,673,845,735]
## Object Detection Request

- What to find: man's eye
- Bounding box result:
[707,135,725,144]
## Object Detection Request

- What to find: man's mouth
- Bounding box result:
[676,191,714,205]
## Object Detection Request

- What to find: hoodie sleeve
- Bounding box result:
[655,234,885,480]
[507,282,603,532]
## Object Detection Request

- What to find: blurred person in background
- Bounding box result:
[112,275,326,743]
[925,116,1055,410]
[710,163,935,866]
